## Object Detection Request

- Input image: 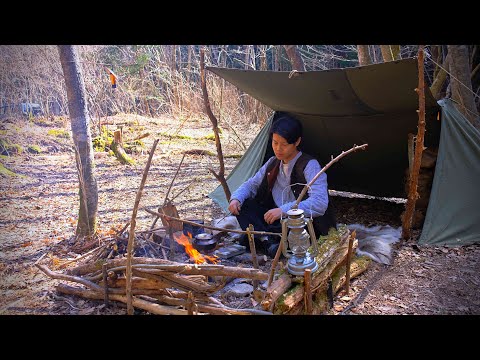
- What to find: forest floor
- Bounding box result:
[1,113,479,316]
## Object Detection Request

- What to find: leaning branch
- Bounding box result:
[200,47,231,202]
[293,144,368,210]
[126,139,159,314]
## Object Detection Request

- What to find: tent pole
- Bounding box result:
[402,46,426,240]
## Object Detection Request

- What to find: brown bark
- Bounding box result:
[261,273,292,311]
[283,45,306,71]
[380,45,401,62]
[154,294,272,315]
[447,45,480,129]
[56,283,190,315]
[132,263,268,281]
[304,269,313,314]
[357,45,372,66]
[402,47,426,240]
[274,230,352,314]
[430,53,450,100]
[199,48,231,201]
[125,139,159,314]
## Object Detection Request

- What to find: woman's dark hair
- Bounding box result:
[270,112,303,144]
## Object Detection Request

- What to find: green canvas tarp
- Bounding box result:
[418,99,480,246]
[207,58,480,246]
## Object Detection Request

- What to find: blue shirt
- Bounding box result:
[231,151,329,217]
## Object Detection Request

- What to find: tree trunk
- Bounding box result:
[380,45,401,62]
[283,45,306,71]
[58,45,98,238]
[447,45,480,129]
[357,45,372,66]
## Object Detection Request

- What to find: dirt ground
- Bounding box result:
[1,114,479,316]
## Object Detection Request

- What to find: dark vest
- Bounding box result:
[254,153,337,236]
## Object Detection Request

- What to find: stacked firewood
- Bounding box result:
[36,256,273,315]
[36,226,370,315]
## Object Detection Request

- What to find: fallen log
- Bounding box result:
[260,273,292,311]
[286,255,371,315]
[274,228,355,314]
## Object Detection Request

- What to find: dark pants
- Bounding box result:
[235,198,282,249]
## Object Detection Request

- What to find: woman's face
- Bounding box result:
[272,133,301,163]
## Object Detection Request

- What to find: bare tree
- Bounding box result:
[283,45,306,71]
[447,45,480,129]
[58,45,98,238]
[380,45,402,62]
[357,45,372,66]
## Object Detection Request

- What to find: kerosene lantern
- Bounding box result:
[280,208,319,276]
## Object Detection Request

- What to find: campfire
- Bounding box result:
[173,232,219,265]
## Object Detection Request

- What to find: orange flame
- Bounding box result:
[173,232,219,264]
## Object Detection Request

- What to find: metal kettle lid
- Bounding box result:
[195,233,213,241]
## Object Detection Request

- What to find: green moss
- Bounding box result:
[204,133,216,141]
[0,162,16,176]
[27,145,42,154]
[158,132,193,140]
[92,126,114,152]
[0,138,23,155]
[224,154,242,159]
[48,129,70,139]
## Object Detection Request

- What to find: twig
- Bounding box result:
[267,236,285,287]
[345,230,356,295]
[247,224,259,289]
[126,139,159,315]
[102,263,109,306]
[402,46,426,240]
[304,268,313,314]
[200,47,231,201]
[144,208,281,237]
[294,143,368,207]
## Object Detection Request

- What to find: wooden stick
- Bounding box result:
[294,144,368,207]
[267,235,285,287]
[402,45,426,240]
[102,263,109,306]
[345,230,356,295]
[110,263,269,281]
[186,291,195,315]
[154,294,273,315]
[261,273,292,312]
[247,224,260,289]
[126,139,159,315]
[200,47,231,202]
[144,208,281,237]
[56,284,191,315]
[304,268,313,314]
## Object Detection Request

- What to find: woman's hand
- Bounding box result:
[228,199,241,215]
[264,208,282,224]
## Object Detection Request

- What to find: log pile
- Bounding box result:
[36,256,272,315]
[36,225,370,315]
[260,226,371,315]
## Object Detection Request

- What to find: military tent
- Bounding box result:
[207,58,480,246]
